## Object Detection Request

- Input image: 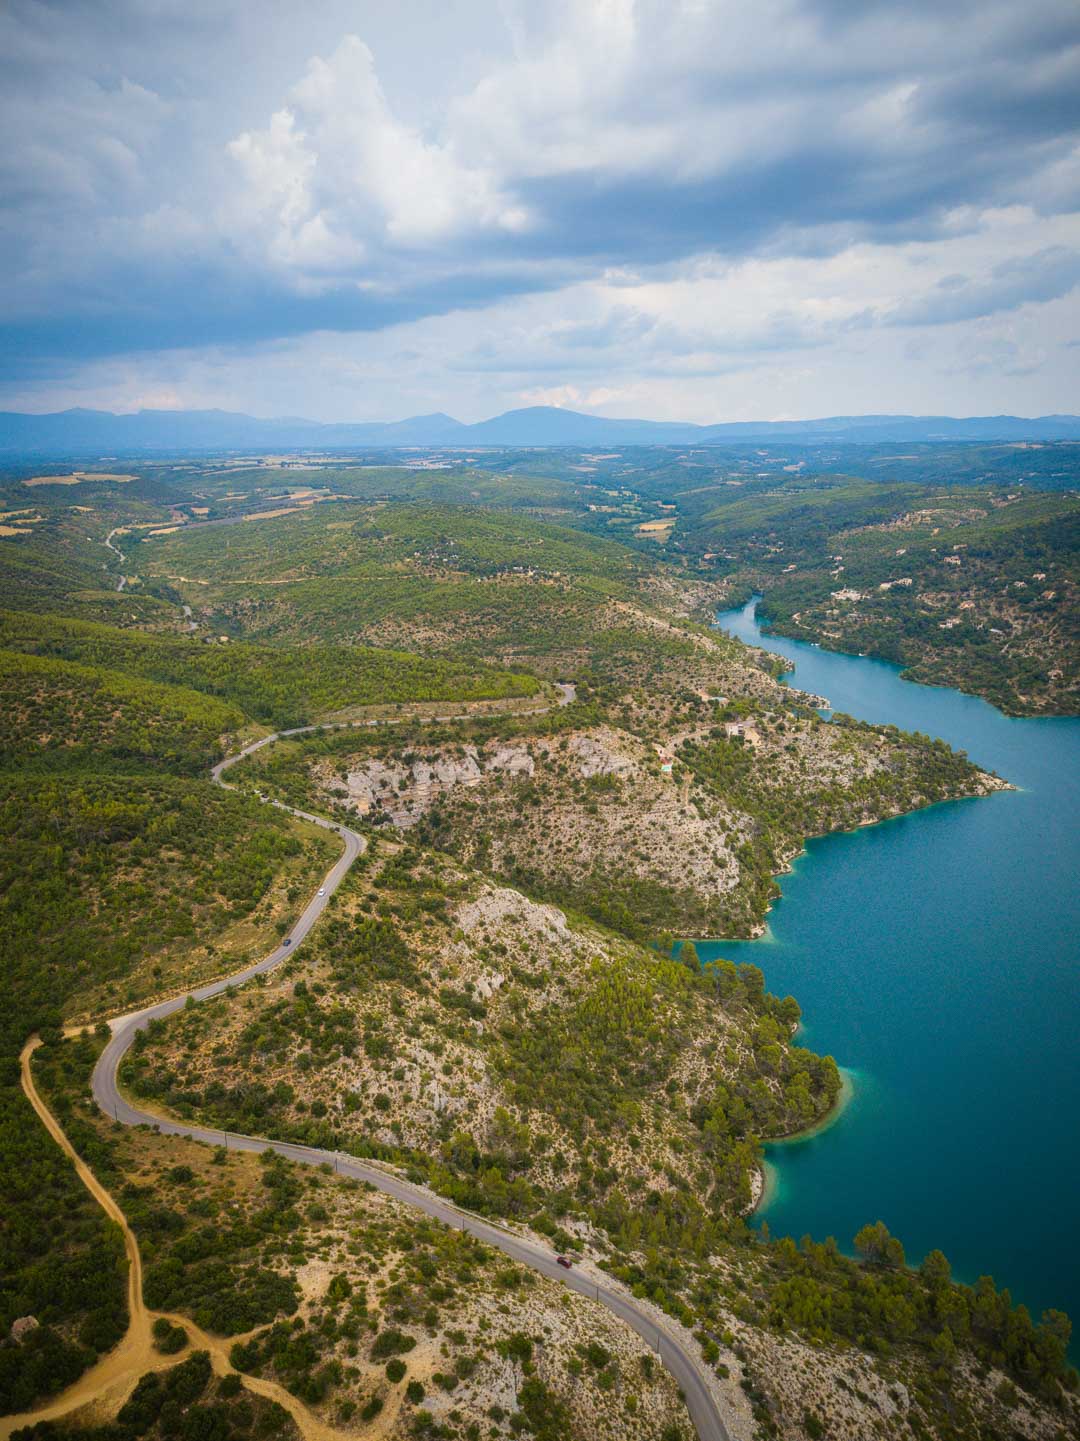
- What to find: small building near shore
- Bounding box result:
[724,721,761,746]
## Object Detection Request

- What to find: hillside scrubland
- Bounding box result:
[0,467,1075,1441]
[681,482,1080,716]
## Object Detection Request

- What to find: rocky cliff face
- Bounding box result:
[332,741,538,826]
[311,710,1001,942]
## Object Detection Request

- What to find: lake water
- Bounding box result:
[703,598,1080,1333]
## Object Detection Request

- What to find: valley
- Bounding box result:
[8,8,1080,1438]
[0,462,1075,1441]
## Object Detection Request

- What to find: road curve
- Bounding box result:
[90,724,732,1441]
[103,526,128,592]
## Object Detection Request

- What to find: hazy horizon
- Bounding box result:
[6,400,1080,426]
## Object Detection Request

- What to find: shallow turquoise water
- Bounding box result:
[702,600,1080,1331]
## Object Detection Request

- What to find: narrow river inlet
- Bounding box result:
[706,599,1080,1339]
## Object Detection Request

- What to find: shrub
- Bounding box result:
[371,1328,417,1360]
[151,1318,188,1355]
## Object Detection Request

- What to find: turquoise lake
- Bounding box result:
[704,599,1080,1335]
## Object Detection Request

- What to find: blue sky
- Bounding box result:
[3,0,1079,421]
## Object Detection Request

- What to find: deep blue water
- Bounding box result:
[702,599,1080,1332]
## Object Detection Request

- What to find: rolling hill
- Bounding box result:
[4,405,1080,453]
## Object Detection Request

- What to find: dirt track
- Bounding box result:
[2,1040,357,1441]
[4,694,728,1441]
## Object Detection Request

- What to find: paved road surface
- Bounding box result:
[103,527,127,591]
[91,726,732,1441]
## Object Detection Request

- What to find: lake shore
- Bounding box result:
[729,763,1009,942]
[751,1067,857,1216]
[711,596,1080,1338]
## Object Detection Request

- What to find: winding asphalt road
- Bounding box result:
[102,526,130,592]
[91,725,732,1441]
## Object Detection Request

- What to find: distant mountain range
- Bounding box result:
[3,404,1080,453]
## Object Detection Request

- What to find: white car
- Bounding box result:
[317,888,326,897]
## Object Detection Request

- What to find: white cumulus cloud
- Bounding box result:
[227,34,529,285]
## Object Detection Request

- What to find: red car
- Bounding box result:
[556,1255,572,1269]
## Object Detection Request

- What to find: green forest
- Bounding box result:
[0,649,244,774]
[0,501,550,1417]
[0,609,539,730]
[681,480,1080,715]
[0,771,318,1413]
[1,467,1076,1437]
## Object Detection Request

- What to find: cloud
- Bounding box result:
[449,0,1080,252]
[227,34,529,278]
[884,245,1080,325]
[1,0,1080,411]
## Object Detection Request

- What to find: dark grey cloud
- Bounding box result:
[0,257,558,380]
[885,246,1080,326]
[1,0,1079,382]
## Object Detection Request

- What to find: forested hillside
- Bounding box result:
[0,610,539,729]
[0,649,244,773]
[0,494,545,1416]
[686,484,1079,714]
[1,465,1075,1440]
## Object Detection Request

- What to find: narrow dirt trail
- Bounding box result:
[10,1039,153,1431]
[6,694,729,1441]
[3,1043,351,1441]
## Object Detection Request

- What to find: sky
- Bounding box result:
[2,0,1079,423]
